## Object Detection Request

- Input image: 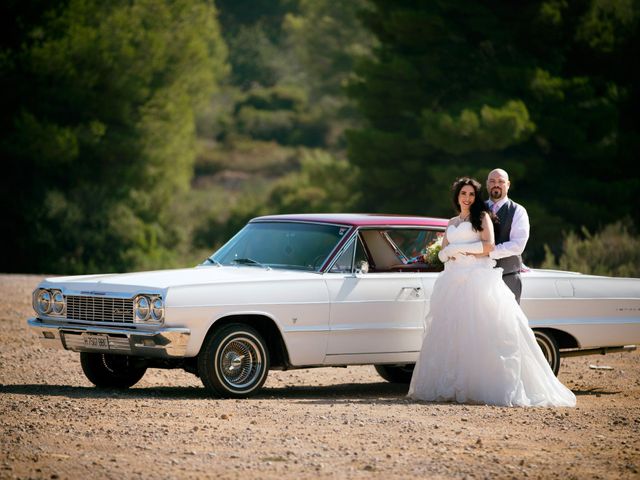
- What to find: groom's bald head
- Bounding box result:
[488,168,509,180]
[487,169,510,201]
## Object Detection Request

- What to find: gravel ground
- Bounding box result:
[1,274,639,479]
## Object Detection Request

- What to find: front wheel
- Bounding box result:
[534,330,560,376]
[198,323,270,398]
[80,352,147,389]
[375,364,415,384]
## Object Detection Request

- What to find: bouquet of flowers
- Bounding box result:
[423,234,444,266]
[406,233,445,266]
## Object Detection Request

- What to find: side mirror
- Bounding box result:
[355,260,369,274]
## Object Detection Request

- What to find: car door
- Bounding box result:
[323,233,427,364]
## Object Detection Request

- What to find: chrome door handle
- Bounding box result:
[401,287,422,295]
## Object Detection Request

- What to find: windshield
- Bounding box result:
[208,222,351,272]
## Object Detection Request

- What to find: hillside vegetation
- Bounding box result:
[2,0,638,274]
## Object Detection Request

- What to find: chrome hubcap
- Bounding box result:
[219,337,262,389]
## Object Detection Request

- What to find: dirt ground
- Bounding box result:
[1,274,639,480]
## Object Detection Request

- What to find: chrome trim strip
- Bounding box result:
[325,351,418,356]
[282,325,424,333]
[41,287,165,299]
[523,297,640,301]
[250,219,354,228]
[529,318,640,326]
[169,301,331,308]
[328,325,424,332]
[282,325,331,333]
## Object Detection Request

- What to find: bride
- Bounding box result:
[408,177,576,407]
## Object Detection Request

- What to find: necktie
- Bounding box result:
[492,202,499,215]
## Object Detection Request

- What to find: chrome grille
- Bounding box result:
[66,296,134,323]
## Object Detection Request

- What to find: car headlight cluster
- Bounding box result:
[33,288,66,317]
[134,294,164,324]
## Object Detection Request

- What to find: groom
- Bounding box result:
[486,169,530,304]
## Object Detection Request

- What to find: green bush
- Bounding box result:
[266,149,360,213]
[236,106,296,142]
[238,85,307,112]
[541,221,640,277]
[192,149,360,252]
[231,85,329,146]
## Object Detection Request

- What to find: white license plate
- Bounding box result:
[82,334,110,350]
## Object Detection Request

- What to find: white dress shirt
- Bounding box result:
[487,197,530,260]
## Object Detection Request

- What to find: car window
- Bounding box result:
[212,222,350,271]
[329,240,355,273]
[329,236,368,273]
[386,229,440,261]
[360,228,444,272]
[354,237,368,268]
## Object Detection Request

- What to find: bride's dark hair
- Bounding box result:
[451,177,491,232]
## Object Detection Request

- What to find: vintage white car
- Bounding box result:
[28,214,640,397]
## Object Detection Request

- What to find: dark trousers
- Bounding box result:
[502,272,522,304]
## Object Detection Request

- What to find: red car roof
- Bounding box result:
[251,213,448,228]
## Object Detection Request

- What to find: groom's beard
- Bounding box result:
[490,188,502,199]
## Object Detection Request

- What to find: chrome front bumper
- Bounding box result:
[27,318,190,358]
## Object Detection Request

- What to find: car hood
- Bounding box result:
[41,266,320,293]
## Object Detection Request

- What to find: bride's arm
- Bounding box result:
[475,212,496,256]
[441,222,451,249]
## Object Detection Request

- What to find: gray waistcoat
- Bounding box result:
[493,199,522,275]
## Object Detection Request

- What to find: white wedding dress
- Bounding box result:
[408,222,576,407]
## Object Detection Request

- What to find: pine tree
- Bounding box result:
[348,0,639,260]
[1,0,228,273]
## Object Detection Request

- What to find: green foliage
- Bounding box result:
[542,221,640,277]
[239,85,307,111]
[421,101,536,155]
[283,0,375,100]
[348,0,640,263]
[193,149,359,251]
[267,149,360,213]
[232,85,327,145]
[187,0,373,262]
[2,0,228,273]
[215,0,298,89]
[7,0,637,274]
[223,24,284,89]
[195,138,298,177]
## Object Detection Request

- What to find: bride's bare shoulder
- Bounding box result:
[447,216,458,225]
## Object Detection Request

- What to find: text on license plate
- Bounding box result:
[83,334,109,350]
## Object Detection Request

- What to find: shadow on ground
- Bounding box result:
[0,381,409,401]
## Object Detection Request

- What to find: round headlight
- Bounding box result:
[134,296,150,321]
[151,297,164,321]
[36,289,52,314]
[52,291,65,315]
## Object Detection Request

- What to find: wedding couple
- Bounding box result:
[409,169,576,407]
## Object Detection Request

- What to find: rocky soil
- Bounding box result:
[1,274,639,479]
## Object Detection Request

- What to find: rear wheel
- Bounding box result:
[198,323,270,398]
[80,353,147,389]
[534,330,560,376]
[374,364,415,384]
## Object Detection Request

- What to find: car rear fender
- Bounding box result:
[532,327,579,349]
